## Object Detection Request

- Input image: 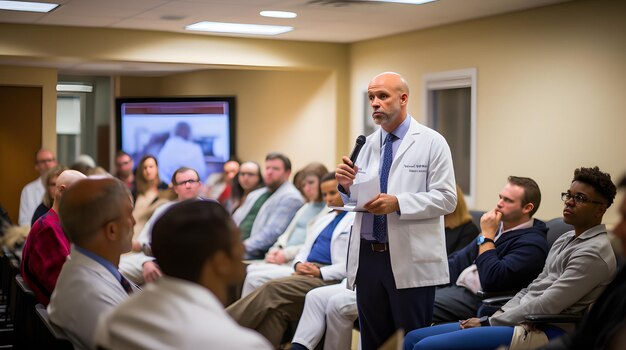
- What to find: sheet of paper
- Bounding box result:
[353,175,380,209]
[331,176,380,212]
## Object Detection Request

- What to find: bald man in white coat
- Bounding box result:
[336,72,456,349]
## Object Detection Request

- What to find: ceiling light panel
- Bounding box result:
[186,21,293,36]
[260,10,297,19]
[0,0,59,13]
[366,0,436,4]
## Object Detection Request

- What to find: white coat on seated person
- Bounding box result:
[118,201,174,284]
[95,276,271,350]
[255,201,328,263]
[292,280,358,350]
[242,209,355,296]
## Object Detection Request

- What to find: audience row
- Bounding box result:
[6,146,626,350]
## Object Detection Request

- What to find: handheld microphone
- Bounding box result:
[348,135,366,166]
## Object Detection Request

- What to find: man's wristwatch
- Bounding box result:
[476,235,495,246]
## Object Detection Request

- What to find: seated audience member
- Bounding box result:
[31,165,66,225]
[120,166,204,284]
[132,155,173,240]
[242,163,328,296]
[19,149,57,227]
[232,153,304,259]
[205,158,240,204]
[71,154,97,175]
[95,200,272,349]
[229,160,264,213]
[291,281,357,350]
[48,177,140,350]
[433,176,549,323]
[538,174,626,350]
[404,166,617,350]
[227,174,354,348]
[114,150,135,191]
[444,185,480,255]
[86,166,111,177]
[20,169,86,305]
[290,185,480,350]
[292,167,306,196]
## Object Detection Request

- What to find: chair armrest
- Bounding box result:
[524,314,583,324]
[35,304,71,341]
[476,290,517,299]
[481,295,514,307]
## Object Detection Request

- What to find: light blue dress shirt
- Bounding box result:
[342,116,411,241]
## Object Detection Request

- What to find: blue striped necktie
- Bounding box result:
[120,274,134,294]
[373,133,397,242]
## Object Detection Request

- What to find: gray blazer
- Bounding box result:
[48,248,139,350]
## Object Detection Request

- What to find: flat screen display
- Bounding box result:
[115,97,236,183]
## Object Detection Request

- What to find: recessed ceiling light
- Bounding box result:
[366,0,436,4]
[260,10,297,19]
[0,0,59,13]
[186,21,293,36]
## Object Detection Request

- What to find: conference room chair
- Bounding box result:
[34,304,73,349]
[14,274,38,349]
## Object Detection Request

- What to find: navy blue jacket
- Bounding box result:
[447,219,549,293]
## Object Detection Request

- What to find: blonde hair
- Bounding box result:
[43,165,67,208]
[444,184,472,229]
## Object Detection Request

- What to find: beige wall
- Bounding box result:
[0,23,350,168]
[349,0,626,223]
[0,66,58,152]
[117,69,338,174]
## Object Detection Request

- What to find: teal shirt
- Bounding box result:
[286,202,326,247]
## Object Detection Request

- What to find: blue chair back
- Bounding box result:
[545,217,574,247]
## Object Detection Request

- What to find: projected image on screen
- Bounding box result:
[116,99,235,184]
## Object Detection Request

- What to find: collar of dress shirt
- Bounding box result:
[380,114,411,146]
[74,245,123,282]
[495,218,534,241]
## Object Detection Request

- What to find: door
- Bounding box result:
[0,86,43,224]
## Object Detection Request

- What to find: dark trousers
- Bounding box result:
[432,285,482,323]
[356,240,436,350]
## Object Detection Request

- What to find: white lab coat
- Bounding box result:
[293,210,355,281]
[18,177,44,227]
[347,117,457,289]
[95,276,272,350]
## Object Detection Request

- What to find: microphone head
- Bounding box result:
[355,135,366,146]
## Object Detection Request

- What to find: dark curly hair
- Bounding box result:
[572,166,616,208]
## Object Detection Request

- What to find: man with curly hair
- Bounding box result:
[403,166,617,350]
[540,173,626,350]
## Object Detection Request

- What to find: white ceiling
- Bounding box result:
[0,0,571,75]
[1,0,571,43]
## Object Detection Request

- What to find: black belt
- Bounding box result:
[362,240,389,252]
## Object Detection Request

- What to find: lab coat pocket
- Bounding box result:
[405,219,445,263]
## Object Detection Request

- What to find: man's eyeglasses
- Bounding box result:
[175,179,200,186]
[239,172,258,177]
[561,192,605,206]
